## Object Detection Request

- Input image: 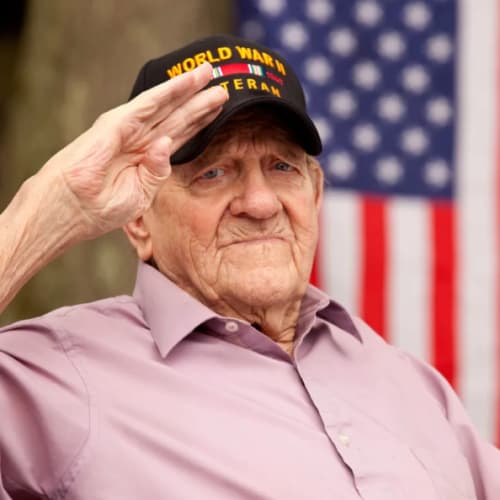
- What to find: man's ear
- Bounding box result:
[123,216,153,261]
[308,157,324,210]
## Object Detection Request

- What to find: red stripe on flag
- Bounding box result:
[360,197,387,339]
[310,211,322,288]
[310,250,321,288]
[430,203,456,388]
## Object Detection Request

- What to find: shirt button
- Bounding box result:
[225,321,239,333]
[338,433,350,447]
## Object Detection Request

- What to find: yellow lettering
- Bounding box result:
[271,86,281,97]
[234,78,244,90]
[260,82,270,92]
[206,50,220,63]
[235,45,253,59]
[262,52,275,68]
[218,46,232,60]
[275,59,286,76]
[182,58,196,71]
[247,78,257,90]
[166,63,183,78]
[219,81,230,91]
[252,49,265,64]
[194,52,207,65]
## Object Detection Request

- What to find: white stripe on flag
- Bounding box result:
[387,198,431,361]
[320,191,360,315]
[457,0,498,440]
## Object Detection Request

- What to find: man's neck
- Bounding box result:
[208,296,302,356]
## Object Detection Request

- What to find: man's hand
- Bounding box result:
[0,62,227,313]
[41,62,227,238]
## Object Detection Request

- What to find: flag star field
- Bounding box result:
[237,0,500,445]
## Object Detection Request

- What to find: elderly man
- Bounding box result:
[0,35,499,499]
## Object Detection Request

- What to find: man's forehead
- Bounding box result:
[192,128,306,166]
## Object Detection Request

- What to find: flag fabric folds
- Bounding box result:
[237,0,500,445]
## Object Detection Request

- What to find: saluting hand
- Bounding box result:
[41,62,227,239]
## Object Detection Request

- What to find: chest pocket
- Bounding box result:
[411,446,477,499]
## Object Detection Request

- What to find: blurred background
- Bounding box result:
[0,0,233,325]
[1,0,499,444]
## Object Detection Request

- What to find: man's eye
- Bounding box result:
[273,162,294,172]
[200,168,225,180]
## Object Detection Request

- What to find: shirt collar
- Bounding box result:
[297,283,363,344]
[132,261,363,358]
[133,261,218,358]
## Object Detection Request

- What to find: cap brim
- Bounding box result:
[170,95,323,165]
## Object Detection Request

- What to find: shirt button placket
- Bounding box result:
[338,432,351,447]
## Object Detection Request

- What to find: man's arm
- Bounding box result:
[0,62,227,313]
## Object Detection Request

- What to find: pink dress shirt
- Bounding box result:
[0,261,499,499]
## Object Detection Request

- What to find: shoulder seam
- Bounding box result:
[38,318,94,500]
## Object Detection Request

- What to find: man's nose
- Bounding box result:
[229,165,282,219]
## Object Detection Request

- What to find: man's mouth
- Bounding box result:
[221,236,287,248]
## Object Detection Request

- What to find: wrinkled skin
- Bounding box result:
[125,112,324,352]
[0,62,228,313]
[51,62,228,237]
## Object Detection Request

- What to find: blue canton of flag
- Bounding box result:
[236,0,500,446]
[237,0,456,199]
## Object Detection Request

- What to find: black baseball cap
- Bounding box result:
[129,34,322,165]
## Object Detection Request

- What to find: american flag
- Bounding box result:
[237,0,500,446]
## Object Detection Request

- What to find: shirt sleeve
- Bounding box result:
[403,352,500,500]
[0,316,90,497]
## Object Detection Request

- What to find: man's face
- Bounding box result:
[132,113,323,311]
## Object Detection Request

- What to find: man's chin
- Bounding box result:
[221,267,305,308]
[222,241,290,264]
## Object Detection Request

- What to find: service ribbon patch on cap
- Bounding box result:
[129,34,323,163]
[165,44,288,98]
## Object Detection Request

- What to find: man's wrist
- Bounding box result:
[19,168,88,247]
[0,169,87,312]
